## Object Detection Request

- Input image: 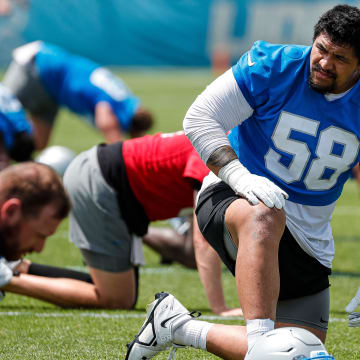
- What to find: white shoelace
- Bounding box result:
[167,344,183,360]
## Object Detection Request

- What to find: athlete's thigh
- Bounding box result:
[225,196,285,252]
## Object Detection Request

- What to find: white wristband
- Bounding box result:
[218,159,249,191]
[218,159,288,209]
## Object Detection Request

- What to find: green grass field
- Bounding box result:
[0,69,360,359]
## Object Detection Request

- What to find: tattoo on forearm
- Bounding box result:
[207,146,237,168]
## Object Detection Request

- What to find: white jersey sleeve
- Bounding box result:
[183,69,253,163]
[13,41,42,65]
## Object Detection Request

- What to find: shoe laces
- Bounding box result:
[167,344,183,360]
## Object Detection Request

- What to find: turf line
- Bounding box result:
[0,311,348,323]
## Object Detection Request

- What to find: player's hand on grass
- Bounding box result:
[14,259,31,274]
[0,258,28,291]
[219,160,288,209]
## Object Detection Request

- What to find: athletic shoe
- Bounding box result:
[348,312,360,327]
[345,287,360,313]
[126,292,199,360]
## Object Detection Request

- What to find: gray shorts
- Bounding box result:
[276,288,330,332]
[63,146,133,272]
[3,59,58,125]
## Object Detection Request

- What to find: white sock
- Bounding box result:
[173,319,213,350]
[246,318,274,350]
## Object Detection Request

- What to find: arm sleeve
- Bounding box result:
[183,68,253,163]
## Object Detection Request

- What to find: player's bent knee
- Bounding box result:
[98,293,135,310]
[252,203,286,229]
[227,201,286,248]
[226,199,286,231]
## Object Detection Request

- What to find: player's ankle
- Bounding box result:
[173,319,213,350]
[246,318,274,350]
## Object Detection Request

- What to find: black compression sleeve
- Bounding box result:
[28,263,93,283]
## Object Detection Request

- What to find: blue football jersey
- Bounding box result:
[35,42,140,131]
[0,83,32,151]
[229,40,360,206]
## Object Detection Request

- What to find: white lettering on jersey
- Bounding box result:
[265,111,359,190]
[90,68,129,101]
[160,130,185,138]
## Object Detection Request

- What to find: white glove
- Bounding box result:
[218,160,289,209]
[0,258,15,288]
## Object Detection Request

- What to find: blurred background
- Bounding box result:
[0,0,357,69]
[0,0,356,152]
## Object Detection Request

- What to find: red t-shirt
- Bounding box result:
[122,131,210,221]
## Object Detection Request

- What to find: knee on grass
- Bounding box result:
[98,294,136,310]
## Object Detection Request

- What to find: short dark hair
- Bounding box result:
[313,4,360,60]
[129,107,153,136]
[9,131,35,162]
[0,162,71,219]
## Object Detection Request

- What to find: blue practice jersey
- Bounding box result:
[0,83,32,151]
[35,42,140,131]
[229,40,360,206]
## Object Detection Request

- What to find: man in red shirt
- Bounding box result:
[62,130,213,309]
[2,131,241,314]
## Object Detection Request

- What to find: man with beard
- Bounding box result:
[126,4,359,360]
[0,136,240,314]
[0,162,74,297]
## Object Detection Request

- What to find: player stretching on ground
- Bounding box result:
[3,41,153,149]
[2,131,241,316]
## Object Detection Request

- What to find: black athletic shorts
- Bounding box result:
[196,181,331,301]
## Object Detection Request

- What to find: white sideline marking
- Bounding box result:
[68,265,199,275]
[0,311,347,323]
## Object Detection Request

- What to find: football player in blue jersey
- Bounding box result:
[0,83,34,169]
[126,4,356,360]
[3,41,153,150]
